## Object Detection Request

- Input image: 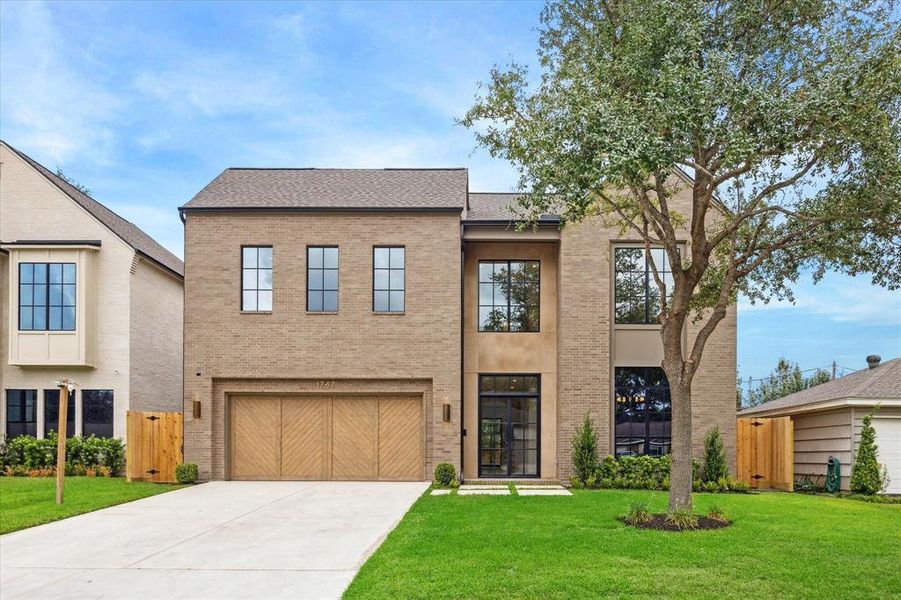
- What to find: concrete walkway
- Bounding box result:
[0,480,428,599]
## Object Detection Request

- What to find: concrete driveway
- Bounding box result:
[0,480,428,599]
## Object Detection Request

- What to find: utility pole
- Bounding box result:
[832,361,836,380]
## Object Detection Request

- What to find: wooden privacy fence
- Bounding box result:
[126,411,183,483]
[737,416,794,491]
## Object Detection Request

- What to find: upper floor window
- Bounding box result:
[614,248,674,324]
[19,263,76,331]
[614,367,671,457]
[373,246,405,312]
[307,246,338,312]
[478,260,540,332]
[82,390,114,438]
[5,389,37,437]
[242,247,273,312]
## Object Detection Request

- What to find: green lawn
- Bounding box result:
[345,489,901,599]
[0,477,184,535]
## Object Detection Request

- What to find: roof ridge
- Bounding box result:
[856,358,901,396]
[224,167,468,172]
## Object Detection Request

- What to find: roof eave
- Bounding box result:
[739,397,901,418]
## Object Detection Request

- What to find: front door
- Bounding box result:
[478,375,540,478]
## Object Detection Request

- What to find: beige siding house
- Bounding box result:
[0,141,184,442]
[181,166,737,482]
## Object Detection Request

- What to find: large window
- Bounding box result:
[614,367,671,457]
[478,375,540,477]
[82,390,114,438]
[6,390,37,437]
[614,248,674,324]
[373,246,405,312]
[478,260,540,332]
[44,389,76,438]
[19,263,76,331]
[241,246,273,311]
[307,246,339,312]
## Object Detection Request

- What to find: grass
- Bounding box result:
[345,489,901,599]
[0,476,184,535]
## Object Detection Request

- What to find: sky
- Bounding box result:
[1,1,898,383]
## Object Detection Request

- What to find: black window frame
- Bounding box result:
[372,246,405,313]
[82,390,115,438]
[44,389,76,438]
[477,374,541,478]
[306,245,339,312]
[477,260,540,333]
[614,366,671,457]
[5,389,37,437]
[240,245,273,312]
[614,247,675,325]
[18,262,76,331]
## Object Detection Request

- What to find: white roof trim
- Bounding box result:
[741,397,901,418]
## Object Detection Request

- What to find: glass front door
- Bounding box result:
[478,375,540,478]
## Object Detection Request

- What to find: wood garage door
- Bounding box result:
[229,395,423,481]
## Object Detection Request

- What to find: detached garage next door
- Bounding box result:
[229,395,423,481]
[872,418,901,495]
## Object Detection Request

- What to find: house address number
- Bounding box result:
[316,380,335,389]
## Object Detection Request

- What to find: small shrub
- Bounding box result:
[433,462,457,487]
[585,473,598,488]
[850,413,884,495]
[706,505,729,523]
[703,480,719,493]
[85,467,97,477]
[728,479,751,494]
[702,427,729,483]
[449,477,460,489]
[624,501,652,526]
[569,475,584,489]
[571,414,599,485]
[98,465,112,478]
[175,463,199,484]
[665,508,699,530]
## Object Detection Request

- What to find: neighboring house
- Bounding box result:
[739,356,901,493]
[181,167,736,482]
[0,141,184,442]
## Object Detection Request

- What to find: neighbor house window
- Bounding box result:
[478,375,540,477]
[19,263,76,331]
[614,248,675,324]
[82,390,114,438]
[614,367,671,457]
[478,260,540,332]
[241,246,273,311]
[6,390,37,437]
[44,389,76,438]
[307,246,338,312]
[373,246,405,312]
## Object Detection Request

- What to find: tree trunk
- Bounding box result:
[668,380,693,511]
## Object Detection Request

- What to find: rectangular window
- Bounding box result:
[614,367,671,457]
[19,262,76,331]
[614,248,675,324]
[307,246,339,312]
[241,246,273,311]
[5,390,37,437]
[373,246,405,312]
[82,390,114,438]
[44,389,76,438]
[478,260,540,332]
[478,375,540,478]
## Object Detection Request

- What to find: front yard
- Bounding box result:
[345,489,900,599]
[0,477,184,535]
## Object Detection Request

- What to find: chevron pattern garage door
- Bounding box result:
[228,395,423,481]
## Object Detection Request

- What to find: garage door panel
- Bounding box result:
[230,396,280,480]
[331,397,378,480]
[282,397,329,480]
[872,418,901,495]
[379,397,422,480]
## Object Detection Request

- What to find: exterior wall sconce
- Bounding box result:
[442,403,451,422]
[193,400,202,419]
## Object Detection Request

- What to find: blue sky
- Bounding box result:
[1,1,898,382]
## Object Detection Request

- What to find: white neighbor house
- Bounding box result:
[0,141,184,442]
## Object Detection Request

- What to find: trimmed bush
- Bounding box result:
[571,414,599,485]
[0,434,124,475]
[175,463,199,484]
[850,413,884,495]
[583,454,749,493]
[433,462,457,487]
[702,427,728,483]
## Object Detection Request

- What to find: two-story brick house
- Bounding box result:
[181,167,735,482]
[1,141,184,441]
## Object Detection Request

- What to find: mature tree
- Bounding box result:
[462,0,900,510]
[742,358,831,407]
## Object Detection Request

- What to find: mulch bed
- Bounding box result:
[618,514,732,531]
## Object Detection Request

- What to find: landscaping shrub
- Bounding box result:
[850,413,885,495]
[706,505,729,523]
[571,414,599,485]
[0,434,124,475]
[665,508,698,530]
[702,427,728,482]
[433,462,457,487]
[624,501,652,526]
[580,454,749,493]
[175,463,199,484]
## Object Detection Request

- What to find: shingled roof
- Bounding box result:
[740,358,901,416]
[465,192,561,223]
[2,141,184,278]
[181,168,468,212]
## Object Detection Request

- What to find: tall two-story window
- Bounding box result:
[5,390,37,437]
[373,246,404,312]
[19,263,76,331]
[478,260,540,332]
[82,390,114,438]
[241,246,273,311]
[614,248,675,324]
[307,246,339,312]
[614,367,671,457]
[44,389,76,438]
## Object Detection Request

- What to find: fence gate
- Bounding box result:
[126,411,183,483]
[736,416,793,491]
